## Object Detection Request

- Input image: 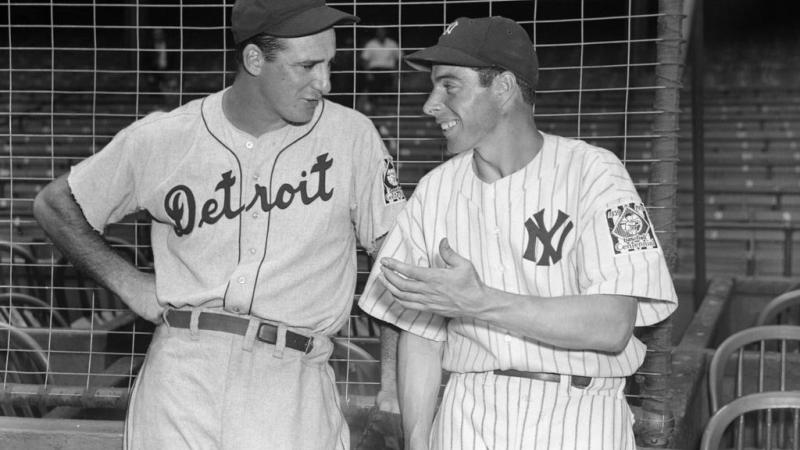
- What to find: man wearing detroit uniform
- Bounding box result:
[359,16,678,449]
[33,0,405,448]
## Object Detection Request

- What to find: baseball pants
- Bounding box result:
[430,371,635,450]
[124,310,348,450]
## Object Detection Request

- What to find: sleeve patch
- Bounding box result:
[606,202,658,255]
[382,159,405,204]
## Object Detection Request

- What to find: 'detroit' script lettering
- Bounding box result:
[164,153,333,236]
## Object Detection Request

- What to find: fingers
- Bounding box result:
[379,266,429,307]
[380,257,432,282]
[380,265,421,292]
[438,238,465,267]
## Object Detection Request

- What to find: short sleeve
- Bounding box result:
[358,194,448,341]
[68,125,147,234]
[351,125,406,254]
[576,153,677,327]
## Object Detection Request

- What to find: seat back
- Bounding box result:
[0,324,49,417]
[701,391,800,450]
[757,289,800,326]
[330,339,380,399]
[0,292,68,328]
[0,241,47,300]
[709,325,800,414]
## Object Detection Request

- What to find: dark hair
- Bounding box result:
[475,67,535,106]
[234,33,287,66]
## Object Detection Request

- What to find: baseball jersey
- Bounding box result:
[69,89,406,335]
[359,132,677,377]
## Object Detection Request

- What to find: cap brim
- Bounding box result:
[270,6,359,38]
[405,45,492,72]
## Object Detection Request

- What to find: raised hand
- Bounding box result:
[379,238,489,319]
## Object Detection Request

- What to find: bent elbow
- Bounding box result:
[603,334,631,353]
[598,323,635,353]
[32,185,52,224]
[597,296,637,353]
[33,175,71,223]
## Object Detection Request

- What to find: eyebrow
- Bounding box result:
[432,74,461,83]
[294,57,329,66]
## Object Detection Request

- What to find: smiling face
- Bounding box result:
[256,29,336,126]
[422,65,501,154]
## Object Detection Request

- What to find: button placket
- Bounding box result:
[484,187,504,277]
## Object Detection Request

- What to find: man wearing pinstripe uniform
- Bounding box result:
[358,16,678,449]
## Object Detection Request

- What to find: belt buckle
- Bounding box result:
[256,322,278,345]
[570,375,592,389]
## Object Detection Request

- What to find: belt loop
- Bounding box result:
[161,309,172,329]
[272,324,287,359]
[558,374,571,394]
[242,318,259,353]
[189,309,201,340]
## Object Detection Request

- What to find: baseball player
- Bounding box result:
[32,0,405,448]
[358,16,678,450]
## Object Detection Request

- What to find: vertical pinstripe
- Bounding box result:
[359,132,678,449]
[429,373,634,450]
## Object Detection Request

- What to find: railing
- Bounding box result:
[677,221,800,276]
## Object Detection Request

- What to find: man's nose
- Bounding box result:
[422,93,442,116]
[311,65,331,95]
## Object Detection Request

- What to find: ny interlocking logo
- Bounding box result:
[443,21,459,36]
[523,209,574,266]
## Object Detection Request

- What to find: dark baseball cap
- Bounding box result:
[232,0,360,44]
[406,16,538,88]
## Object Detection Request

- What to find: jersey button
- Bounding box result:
[245,141,254,149]
[238,276,246,284]
[253,174,260,181]
[252,212,259,219]
[232,306,241,313]
[249,248,257,255]
[504,335,512,343]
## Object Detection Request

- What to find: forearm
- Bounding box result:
[376,323,399,411]
[33,175,160,320]
[398,331,442,450]
[480,290,638,353]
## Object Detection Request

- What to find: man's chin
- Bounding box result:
[284,103,319,126]
[445,142,470,156]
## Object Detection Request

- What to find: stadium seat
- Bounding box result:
[708,325,800,414]
[0,240,47,300]
[0,323,50,417]
[700,391,800,450]
[0,292,68,328]
[330,339,380,398]
[756,290,800,326]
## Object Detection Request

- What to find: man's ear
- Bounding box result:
[243,43,263,76]
[492,71,517,106]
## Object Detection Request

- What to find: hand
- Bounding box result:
[119,271,164,324]
[379,238,488,319]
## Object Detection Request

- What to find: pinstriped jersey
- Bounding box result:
[69,89,405,335]
[359,132,677,377]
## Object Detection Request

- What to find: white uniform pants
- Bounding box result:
[430,372,635,450]
[124,314,348,450]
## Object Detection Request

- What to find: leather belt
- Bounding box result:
[493,369,592,388]
[165,310,314,354]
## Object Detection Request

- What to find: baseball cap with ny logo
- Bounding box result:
[406,16,538,88]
